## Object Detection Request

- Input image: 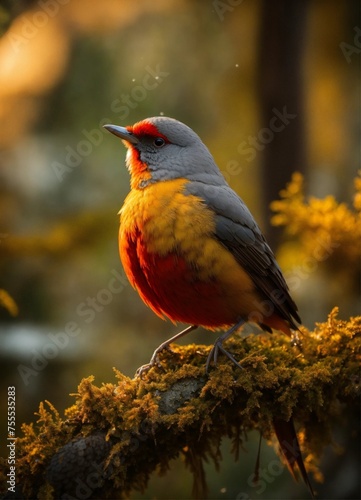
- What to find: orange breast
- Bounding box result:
[119,179,260,328]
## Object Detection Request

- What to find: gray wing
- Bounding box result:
[185,182,301,328]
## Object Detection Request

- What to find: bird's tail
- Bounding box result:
[273,417,315,498]
[261,313,294,337]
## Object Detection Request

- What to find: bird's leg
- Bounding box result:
[206,319,245,372]
[136,324,198,378]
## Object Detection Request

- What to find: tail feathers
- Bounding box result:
[261,314,294,337]
[273,418,315,498]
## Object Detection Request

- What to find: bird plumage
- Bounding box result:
[112,116,300,334]
[104,116,314,498]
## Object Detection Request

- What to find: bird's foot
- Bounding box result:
[205,320,245,372]
[135,345,171,379]
[135,325,198,379]
[206,341,244,372]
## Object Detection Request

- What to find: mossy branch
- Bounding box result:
[1,308,360,499]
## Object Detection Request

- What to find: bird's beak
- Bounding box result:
[103,124,139,145]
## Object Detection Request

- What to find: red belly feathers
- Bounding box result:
[120,226,231,328]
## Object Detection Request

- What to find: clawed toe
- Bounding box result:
[135,325,198,379]
[135,362,154,379]
[206,341,244,372]
[206,320,245,372]
[135,351,162,379]
[135,344,175,378]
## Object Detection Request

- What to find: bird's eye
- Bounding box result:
[153,137,165,147]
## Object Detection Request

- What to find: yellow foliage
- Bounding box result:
[270,172,361,271]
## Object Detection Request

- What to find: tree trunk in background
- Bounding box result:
[257,0,308,249]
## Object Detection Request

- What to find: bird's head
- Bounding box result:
[104,117,225,189]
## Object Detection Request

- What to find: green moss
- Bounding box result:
[1,308,360,499]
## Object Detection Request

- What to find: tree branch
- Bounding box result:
[1,308,360,499]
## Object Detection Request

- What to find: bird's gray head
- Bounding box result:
[104,117,227,188]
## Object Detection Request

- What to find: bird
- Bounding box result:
[103,117,314,497]
[103,116,301,367]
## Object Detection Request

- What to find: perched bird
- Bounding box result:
[104,117,300,363]
[104,117,314,497]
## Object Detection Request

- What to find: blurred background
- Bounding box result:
[0,0,359,498]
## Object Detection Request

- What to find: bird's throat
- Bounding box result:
[126,146,152,189]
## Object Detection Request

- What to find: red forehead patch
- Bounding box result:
[127,120,169,142]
